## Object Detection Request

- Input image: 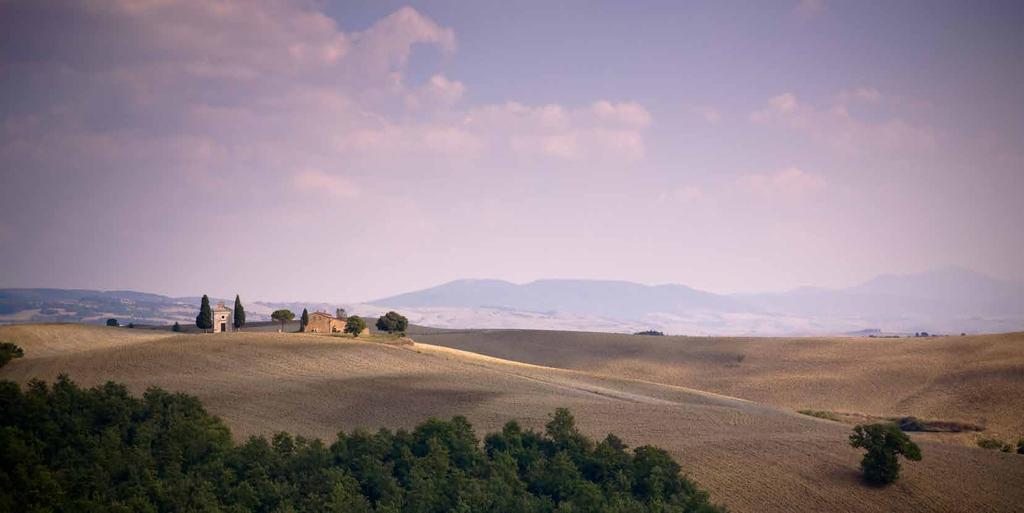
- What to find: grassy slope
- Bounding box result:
[410,329,1024,438]
[1,324,1022,513]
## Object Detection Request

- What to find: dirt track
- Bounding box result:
[1,324,1022,513]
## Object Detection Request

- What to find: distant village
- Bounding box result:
[104,294,409,337]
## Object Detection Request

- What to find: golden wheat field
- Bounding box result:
[1,324,1023,513]
[412,329,1024,440]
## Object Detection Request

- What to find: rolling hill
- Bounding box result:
[410,328,1024,439]
[1,323,1023,512]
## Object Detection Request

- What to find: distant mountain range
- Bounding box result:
[370,268,1024,335]
[2,267,1022,335]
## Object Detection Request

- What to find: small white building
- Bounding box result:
[213,302,233,333]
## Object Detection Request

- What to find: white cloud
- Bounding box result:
[590,101,652,128]
[0,0,655,229]
[292,169,359,198]
[405,74,465,110]
[750,92,934,153]
[465,101,650,161]
[738,167,826,197]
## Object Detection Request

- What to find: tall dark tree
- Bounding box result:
[336,308,347,320]
[196,295,213,332]
[300,308,309,330]
[233,295,246,329]
[271,309,295,332]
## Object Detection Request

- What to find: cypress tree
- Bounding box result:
[233,294,246,329]
[300,308,309,331]
[196,295,213,331]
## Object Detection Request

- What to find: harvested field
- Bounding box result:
[411,329,1024,439]
[1,324,1023,513]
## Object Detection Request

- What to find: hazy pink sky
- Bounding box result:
[1,0,1022,302]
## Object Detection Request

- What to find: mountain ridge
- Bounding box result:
[2,267,1022,335]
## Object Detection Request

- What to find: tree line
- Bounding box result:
[0,376,725,513]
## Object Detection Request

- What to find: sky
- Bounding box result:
[1,0,1022,302]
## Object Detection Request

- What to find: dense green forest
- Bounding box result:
[0,376,724,513]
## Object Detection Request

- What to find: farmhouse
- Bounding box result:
[302,311,370,335]
[303,311,343,333]
[213,302,232,333]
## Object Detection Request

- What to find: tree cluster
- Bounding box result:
[0,377,724,513]
[633,331,665,337]
[375,311,409,334]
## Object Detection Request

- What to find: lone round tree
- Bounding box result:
[849,423,922,485]
[233,294,245,330]
[195,295,213,332]
[344,316,367,337]
[270,309,294,332]
[375,311,409,334]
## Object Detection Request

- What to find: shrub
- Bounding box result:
[1018,439,1024,455]
[0,342,24,368]
[0,377,725,513]
[849,423,922,485]
[172,321,182,332]
[896,416,983,433]
[977,437,1013,452]
[106,318,119,327]
[798,409,840,422]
